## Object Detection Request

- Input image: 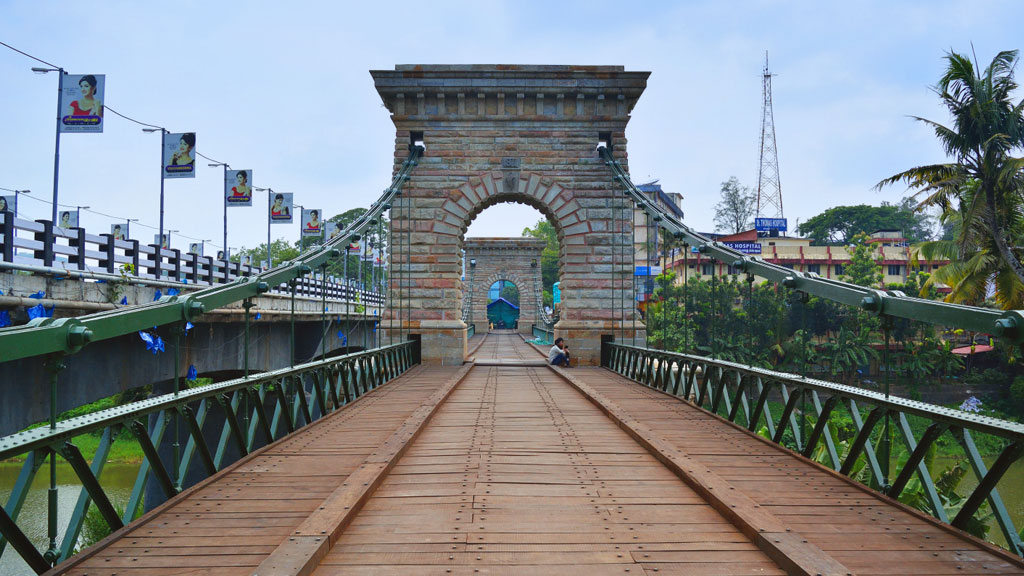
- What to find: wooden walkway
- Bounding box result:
[50,333,1024,575]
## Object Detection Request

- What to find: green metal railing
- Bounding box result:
[598,145,1024,343]
[532,324,553,344]
[0,341,416,574]
[0,145,423,573]
[604,342,1024,557]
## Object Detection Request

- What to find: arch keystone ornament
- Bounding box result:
[373,65,650,364]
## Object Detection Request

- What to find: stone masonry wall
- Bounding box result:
[464,237,546,335]
[373,65,649,364]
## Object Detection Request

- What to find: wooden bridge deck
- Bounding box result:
[50,334,1024,575]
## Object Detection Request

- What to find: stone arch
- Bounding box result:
[473,269,534,334]
[375,65,649,364]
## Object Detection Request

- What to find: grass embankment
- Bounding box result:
[2,378,214,465]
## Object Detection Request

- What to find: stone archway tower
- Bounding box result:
[373,65,649,365]
[464,237,547,335]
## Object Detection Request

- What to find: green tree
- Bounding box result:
[499,284,520,306]
[522,219,559,306]
[713,176,756,234]
[842,233,883,287]
[877,49,1024,292]
[233,238,301,269]
[326,207,389,285]
[797,199,936,245]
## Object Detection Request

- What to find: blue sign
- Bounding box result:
[724,242,762,255]
[755,218,788,232]
[634,266,663,276]
[553,282,561,304]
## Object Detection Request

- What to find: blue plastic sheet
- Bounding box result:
[0,310,11,328]
[138,331,165,354]
[153,290,162,301]
[187,364,198,380]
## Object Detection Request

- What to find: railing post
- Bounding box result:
[100,233,116,273]
[172,248,182,282]
[0,212,14,263]
[69,226,87,270]
[128,238,140,275]
[34,219,55,267]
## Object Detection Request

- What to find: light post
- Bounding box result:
[206,162,230,270]
[76,205,90,228]
[253,186,277,270]
[31,67,66,225]
[142,127,169,256]
[0,188,30,216]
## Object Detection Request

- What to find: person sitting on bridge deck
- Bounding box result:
[549,338,570,367]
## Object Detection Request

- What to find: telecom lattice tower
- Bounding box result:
[755,52,784,220]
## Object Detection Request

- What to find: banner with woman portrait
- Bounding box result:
[188,242,204,256]
[269,192,293,223]
[57,210,79,229]
[110,222,128,240]
[60,74,105,133]
[301,208,323,236]
[0,196,15,216]
[225,169,252,206]
[163,132,196,178]
[154,233,171,249]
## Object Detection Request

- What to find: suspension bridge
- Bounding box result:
[0,65,1023,575]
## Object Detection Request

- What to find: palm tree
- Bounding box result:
[877,49,1024,300]
[912,182,1024,308]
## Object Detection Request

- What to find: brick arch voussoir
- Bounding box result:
[439,171,584,243]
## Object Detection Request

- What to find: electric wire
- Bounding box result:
[0,40,60,69]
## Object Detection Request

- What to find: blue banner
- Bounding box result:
[755,218,787,232]
[724,242,762,254]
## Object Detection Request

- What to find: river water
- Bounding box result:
[0,462,140,576]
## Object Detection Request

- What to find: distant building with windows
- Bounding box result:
[633,181,684,303]
[666,228,950,289]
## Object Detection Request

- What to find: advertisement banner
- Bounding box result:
[346,240,361,255]
[162,132,196,178]
[60,74,105,133]
[225,170,252,206]
[110,223,128,240]
[724,242,762,254]
[301,208,323,236]
[57,210,79,229]
[154,233,171,249]
[0,195,15,216]
[270,192,293,223]
[188,242,204,256]
[325,222,339,241]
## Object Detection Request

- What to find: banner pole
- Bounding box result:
[50,69,64,225]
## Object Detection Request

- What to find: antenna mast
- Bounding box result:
[756,52,784,220]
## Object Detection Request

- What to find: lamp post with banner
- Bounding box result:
[255,187,293,270]
[142,127,169,258]
[206,161,231,270]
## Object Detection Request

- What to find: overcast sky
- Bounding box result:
[2,1,1022,252]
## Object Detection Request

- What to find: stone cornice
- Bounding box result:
[372,65,649,124]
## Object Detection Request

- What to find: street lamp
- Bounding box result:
[142,127,169,258]
[207,162,230,268]
[32,66,65,225]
